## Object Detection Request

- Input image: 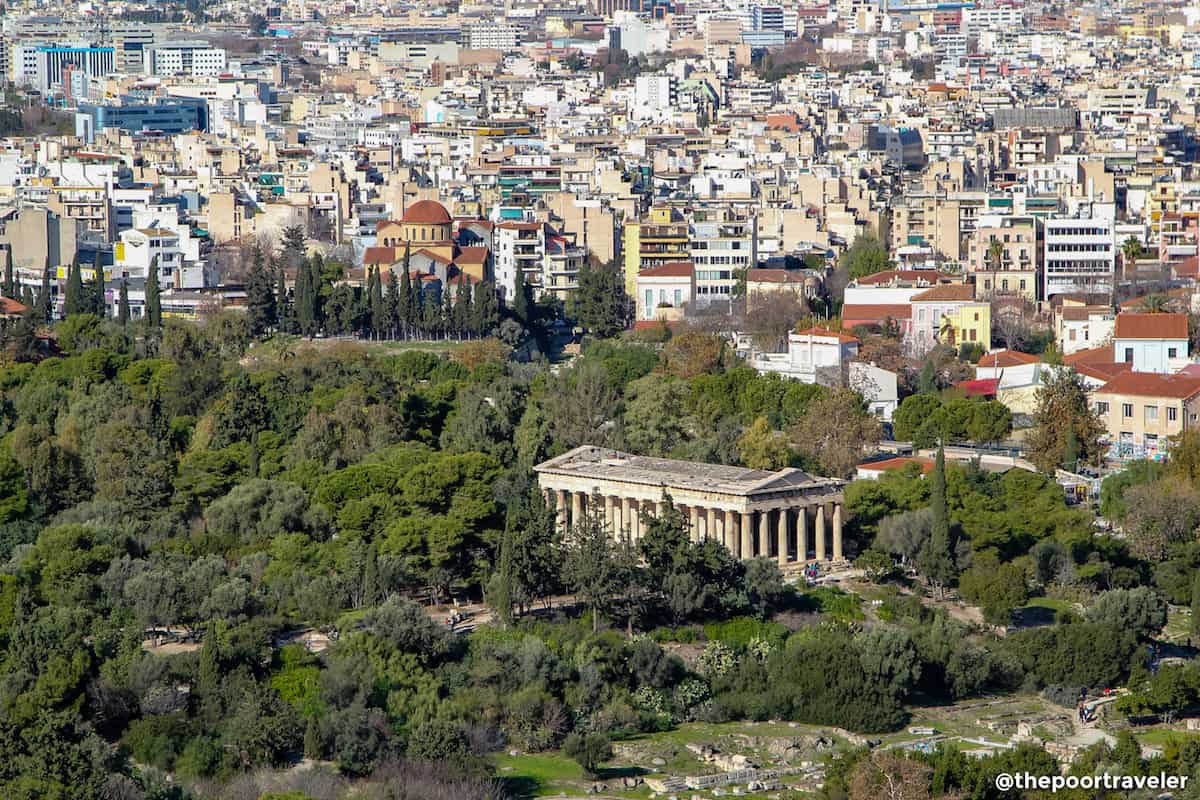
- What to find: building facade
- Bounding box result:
[536,446,846,563]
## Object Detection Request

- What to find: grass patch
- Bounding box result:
[493,751,585,797]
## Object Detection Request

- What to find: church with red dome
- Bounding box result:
[363,199,491,296]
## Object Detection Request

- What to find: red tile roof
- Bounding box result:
[0,296,27,315]
[363,246,400,265]
[639,261,694,278]
[858,457,935,475]
[1114,312,1188,340]
[1095,372,1200,400]
[955,377,1000,397]
[746,268,809,284]
[795,327,859,344]
[976,349,1039,368]
[841,304,912,325]
[1064,344,1115,365]
[910,284,976,302]
[1060,305,1112,321]
[455,246,490,264]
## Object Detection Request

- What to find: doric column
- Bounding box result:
[797,507,809,561]
[777,507,790,566]
[604,495,617,537]
[754,510,767,560]
[625,497,640,540]
[706,507,717,544]
[555,489,568,534]
[689,505,701,542]
[571,491,584,530]
[740,512,753,560]
[656,499,667,518]
[815,503,827,561]
[833,503,844,561]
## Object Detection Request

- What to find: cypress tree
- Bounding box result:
[295,257,316,336]
[35,268,50,323]
[918,359,937,394]
[305,255,324,334]
[398,263,413,336]
[64,257,83,316]
[145,255,162,329]
[473,280,499,336]
[3,247,13,297]
[91,254,106,317]
[1062,426,1079,472]
[513,265,530,326]
[118,279,130,325]
[21,284,33,309]
[1190,572,1200,643]
[919,445,957,597]
[384,268,399,339]
[245,246,277,336]
[489,529,515,628]
[441,283,453,338]
[370,265,385,337]
[276,261,296,334]
[455,279,473,337]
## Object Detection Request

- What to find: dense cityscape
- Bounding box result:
[1,0,1200,798]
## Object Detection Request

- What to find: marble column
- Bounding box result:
[734,510,753,561]
[656,499,667,518]
[625,497,639,540]
[833,503,844,561]
[717,510,728,552]
[815,503,827,561]
[706,507,717,544]
[777,507,790,566]
[797,506,809,561]
[604,495,617,537]
[754,509,767,560]
[555,489,568,534]
[689,505,701,543]
[570,491,584,530]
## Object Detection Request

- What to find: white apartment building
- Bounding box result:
[463,23,523,50]
[632,74,677,123]
[13,44,114,91]
[1043,214,1115,298]
[690,211,756,306]
[960,7,1024,36]
[143,42,228,77]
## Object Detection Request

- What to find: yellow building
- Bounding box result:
[622,206,689,294]
[909,284,990,354]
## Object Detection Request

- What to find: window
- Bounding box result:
[1069,329,1076,341]
[1170,347,1178,358]
[1020,280,1027,290]
[673,289,681,306]
[1145,405,1159,424]
[1097,401,1109,415]
[1169,406,1178,422]
[644,289,652,312]
[1123,403,1133,418]
[1125,348,1134,363]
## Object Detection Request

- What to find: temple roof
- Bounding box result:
[535,445,839,497]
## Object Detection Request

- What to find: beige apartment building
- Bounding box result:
[969,215,1040,301]
[1092,372,1200,461]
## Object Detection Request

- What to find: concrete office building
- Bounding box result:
[143,42,228,76]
